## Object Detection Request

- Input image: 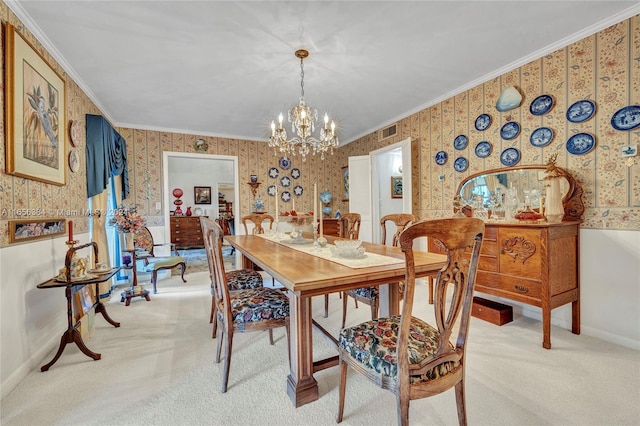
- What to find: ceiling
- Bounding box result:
[8,1,640,145]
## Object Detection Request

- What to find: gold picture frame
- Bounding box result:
[391,176,403,199]
[9,218,66,243]
[4,22,67,186]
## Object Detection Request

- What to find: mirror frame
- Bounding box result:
[457,165,584,222]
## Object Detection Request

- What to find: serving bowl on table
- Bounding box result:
[331,239,366,258]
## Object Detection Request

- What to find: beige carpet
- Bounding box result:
[1,272,639,426]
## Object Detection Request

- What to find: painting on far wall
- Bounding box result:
[342,166,349,201]
[194,186,212,204]
[391,176,403,199]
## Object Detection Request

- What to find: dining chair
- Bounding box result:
[340,213,416,328]
[324,212,362,318]
[337,218,484,426]
[201,217,264,338]
[133,227,187,294]
[205,219,290,393]
[241,214,275,235]
[241,214,276,285]
[338,212,361,240]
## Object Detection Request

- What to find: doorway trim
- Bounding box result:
[370,137,412,244]
[162,151,239,242]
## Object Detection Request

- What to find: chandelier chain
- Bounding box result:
[300,56,305,99]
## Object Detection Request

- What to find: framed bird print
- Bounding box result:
[4,23,66,186]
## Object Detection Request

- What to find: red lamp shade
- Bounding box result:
[172,188,184,198]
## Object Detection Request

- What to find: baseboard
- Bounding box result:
[1,333,61,399]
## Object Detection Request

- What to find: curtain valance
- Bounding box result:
[85,114,130,199]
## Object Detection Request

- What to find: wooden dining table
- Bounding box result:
[225,233,447,407]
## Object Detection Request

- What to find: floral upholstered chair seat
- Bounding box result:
[226,269,263,290]
[220,287,290,324]
[338,315,459,385]
[350,286,378,300]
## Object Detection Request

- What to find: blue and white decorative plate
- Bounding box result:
[530,127,554,148]
[267,185,277,196]
[474,141,492,158]
[566,133,595,155]
[530,95,554,116]
[279,156,292,170]
[280,176,291,187]
[567,100,596,123]
[454,157,469,172]
[500,147,521,166]
[475,114,492,131]
[280,191,291,202]
[268,167,279,179]
[611,105,640,131]
[454,134,468,150]
[434,150,448,165]
[500,122,520,140]
[293,185,303,196]
[291,168,301,179]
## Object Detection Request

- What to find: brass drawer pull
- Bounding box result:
[514,285,529,293]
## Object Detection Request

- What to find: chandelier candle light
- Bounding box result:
[269,49,339,161]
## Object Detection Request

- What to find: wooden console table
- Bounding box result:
[36,242,121,371]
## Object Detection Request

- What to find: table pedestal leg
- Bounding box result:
[40,323,100,372]
[95,302,120,327]
[286,292,319,407]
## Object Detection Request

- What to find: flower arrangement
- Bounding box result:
[109,205,145,234]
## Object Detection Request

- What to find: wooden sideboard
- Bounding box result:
[170,216,207,249]
[322,218,341,237]
[428,221,580,349]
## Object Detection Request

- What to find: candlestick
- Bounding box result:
[68,220,73,241]
[313,182,318,229]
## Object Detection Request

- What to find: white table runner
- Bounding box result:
[257,233,404,269]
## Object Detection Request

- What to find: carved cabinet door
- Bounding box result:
[498,228,541,279]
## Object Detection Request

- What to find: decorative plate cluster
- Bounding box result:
[268,157,304,202]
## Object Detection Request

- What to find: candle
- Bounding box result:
[313,182,318,229]
[292,198,295,212]
[320,206,324,237]
[275,186,279,218]
[68,220,73,241]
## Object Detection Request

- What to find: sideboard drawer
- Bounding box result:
[476,271,542,301]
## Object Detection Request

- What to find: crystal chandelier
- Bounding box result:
[269,49,339,161]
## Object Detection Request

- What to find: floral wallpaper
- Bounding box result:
[332,14,639,231]
[1,8,638,250]
[0,5,103,247]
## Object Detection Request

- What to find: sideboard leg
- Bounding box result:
[571,299,581,335]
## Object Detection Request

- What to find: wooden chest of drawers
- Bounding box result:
[429,221,580,349]
[322,219,340,237]
[170,216,207,249]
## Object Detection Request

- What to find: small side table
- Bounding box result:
[120,249,151,306]
[37,242,121,371]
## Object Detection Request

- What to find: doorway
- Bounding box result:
[162,151,240,247]
[370,137,412,244]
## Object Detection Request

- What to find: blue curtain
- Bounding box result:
[85,114,130,199]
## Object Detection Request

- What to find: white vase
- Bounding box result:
[545,178,564,223]
[124,232,135,250]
